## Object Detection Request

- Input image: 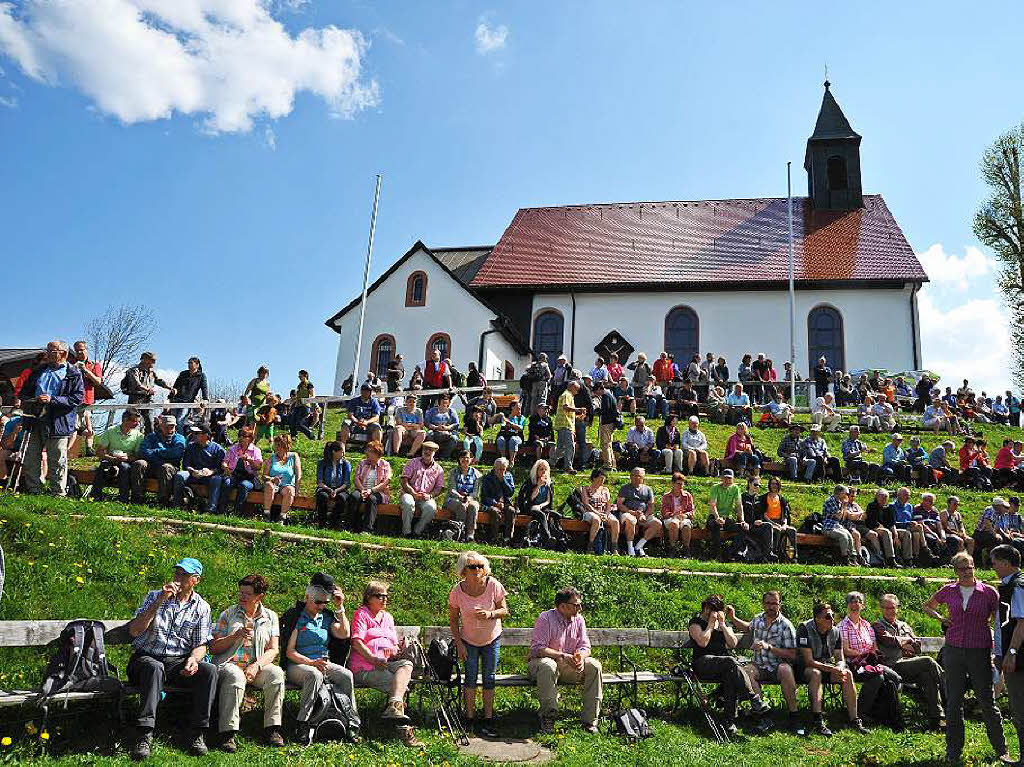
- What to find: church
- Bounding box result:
[326,83,929,394]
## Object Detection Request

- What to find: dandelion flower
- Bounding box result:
[1,736,11,746]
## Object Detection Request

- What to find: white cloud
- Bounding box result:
[918,288,1012,395]
[917,243,993,291]
[474,20,507,54]
[262,124,276,150]
[0,93,14,108]
[0,0,378,133]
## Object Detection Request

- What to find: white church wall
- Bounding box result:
[530,286,918,376]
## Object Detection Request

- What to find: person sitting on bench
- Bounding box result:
[680,416,710,475]
[482,457,516,545]
[171,425,226,512]
[622,416,655,467]
[424,392,460,461]
[129,415,187,506]
[90,408,143,502]
[399,441,445,537]
[339,384,383,446]
[706,469,747,559]
[390,394,426,457]
[615,467,662,558]
[126,557,217,760]
[528,586,603,735]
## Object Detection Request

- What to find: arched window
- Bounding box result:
[405,271,428,307]
[664,306,699,365]
[370,334,396,375]
[827,156,848,191]
[533,310,564,358]
[807,305,845,373]
[426,332,451,361]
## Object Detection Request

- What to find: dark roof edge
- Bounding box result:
[475,278,928,294]
[509,193,886,214]
[431,245,495,252]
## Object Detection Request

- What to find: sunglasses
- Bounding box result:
[465,564,485,570]
[371,593,390,600]
[314,600,329,606]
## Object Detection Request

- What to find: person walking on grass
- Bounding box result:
[449,552,509,738]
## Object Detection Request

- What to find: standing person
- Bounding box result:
[70,340,102,456]
[244,366,272,425]
[399,441,445,536]
[315,441,350,529]
[169,358,210,430]
[349,441,391,533]
[661,472,696,555]
[481,457,516,545]
[219,427,262,515]
[449,552,509,737]
[528,587,603,734]
[171,425,226,512]
[813,356,832,400]
[444,450,482,542]
[281,574,356,747]
[923,552,1010,765]
[261,434,301,524]
[551,380,579,474]
[16,340,84,496]
[572,376,594,471]
[386,354,405,393]
[126,558,217,760]
[992,545,1024,764]
[209,574,286,750]
[125,352,176,435]
[289,370,316,440]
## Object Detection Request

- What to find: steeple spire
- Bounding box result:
[804,81,863,210]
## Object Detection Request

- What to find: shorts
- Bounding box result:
[582,511,605,525]
[351,658,414,693]
[663,517,693,528]
[754,665,786,683]
[346,421,378,439]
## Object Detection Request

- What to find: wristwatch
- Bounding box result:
[1010,649,1018,656]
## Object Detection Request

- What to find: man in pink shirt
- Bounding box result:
[399,441,445,536]
[527,587,602,734]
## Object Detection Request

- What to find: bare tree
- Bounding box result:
[83,303,157,387]
[207,377,244,402]
[974,122,1024,387]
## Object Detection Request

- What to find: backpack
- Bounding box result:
[303,682,361,743]
[119,371,133,396]
[522,512,569,551]
[427,636,459,684]
[435,520,465,543]
[38,620,121,700]
[611,707,652,742]
[560,487,586,519]
[799,512,824,535]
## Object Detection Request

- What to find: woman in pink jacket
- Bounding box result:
[347,441,392,533]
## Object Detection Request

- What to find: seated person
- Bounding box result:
[444,449,482,542]
[581,468,620,554]
[688,595,768,737]
[424,392,460,460]
[348,441,391,533]
[724,422,760,476]
[862,489,903,568]
[661,472,696,554]
[858,396,881,432]
[995,439,1024,490]
[838,592,887,728]
[468,387,504,427]
[622,416,655,466]
[644,380,669,420]
[526,402,554,459]
[905,436,935,486]
[706,470,747,558]
[462,408,485,462]
[612,376,635,415]
[220,427,262,515]
[674,380,699,419]
[811,393,842,432]
[923,397,950,433]
[172,426,226,512]
[724,384,752,426]
[928,439,960,485]
[339,384,383,445]
[777,423,812,481]
[706,385,729,424]
[495,401,527,466]
[887,486,931,565]
[209,574,286,750]
[517,459,558,543]
[315,441,351,528]
[260,434,301,524]
[129,415,187,505]
[390,394,426,457]
[872,398,897,432]
[399,441,445,537]
[680,416,710,475]
[481,457,516,545]
[349,581,420,747]
[615,468,662,558]
[528,587,603,735]
[764,391,793,426]
[801,424,841,482]
[753,476,798,561]
[90,408,143,502]
[940,495,973,555]
[656,414,685,474]
[881,434,913,483]
[281,574,358,746]
[871,593,945,731]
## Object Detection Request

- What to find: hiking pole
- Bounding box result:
[4,409,39,494]
[412,641,469,746]
[680,668,729,744]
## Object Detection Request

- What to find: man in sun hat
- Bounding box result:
[126,557,217,760]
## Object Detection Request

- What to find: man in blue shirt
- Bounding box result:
[129,415,188,505]
[881,434,913,484]
[1007,390,1022,428]
[886,486,930,565]
[338,383,383,446]
[172,426,227,512]
[424,391,460,460]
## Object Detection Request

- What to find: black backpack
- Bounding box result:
[611,707,652,741]
[522,512,569,552]
[435,520,466,543]
[427,636,459,684]
[303,683,361,743]
[119,371,133,396]
[38,620,121,700]
[799,511,824,535]
[560,487,586,519]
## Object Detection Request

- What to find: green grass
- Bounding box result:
[0,496,1021,765]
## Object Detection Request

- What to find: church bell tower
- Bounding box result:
[804,81,863,210]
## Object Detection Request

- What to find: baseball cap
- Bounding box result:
[175,557,203,575]
[310,571,336,593]
[162,415,177,426]
[994,496,1010,508]
[721,469,734,478]
[189,424,212,436]
[809,423,821,431]
[892,433,903,441]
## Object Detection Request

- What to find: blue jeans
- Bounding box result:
[172,472,226,511]
[463,636,501,690]
[646,395,668,419]
[733,452,761,474]
[220,476,254,513]
[783,455,817,481]
[495,435,522,458]
[290,405,315,439]
[464,435,484,461]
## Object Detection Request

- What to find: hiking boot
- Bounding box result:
[130,730,153,761]
[294,722,312,747]
[477,718,499,738]
[885,558,903,569]
[582,722,599,735]
[813,717,833,737]
[186,730,208,756]
[398,725,424,748]
[789,714,807,736]
[634,548,648,558]
[539,715,556,734]
[218,732,237,753]
[751,716,771,735]
[265,727,285,747]
[849,718,869,734]
[723,720,739,738]
[382,700,411,722]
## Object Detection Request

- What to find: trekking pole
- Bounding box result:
[4,413,36,494]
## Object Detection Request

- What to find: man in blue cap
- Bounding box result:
[126,557,217,760]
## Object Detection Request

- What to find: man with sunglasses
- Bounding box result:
[126,557,217,760]
[528,587,602,734]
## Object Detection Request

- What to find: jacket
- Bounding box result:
[317,458,351,489]
[655,425,681,451]
[170,370,209,404]
[139,431,187,467]
[753,493,792,526]
[17,363,84,438]
[353,457,391,501]
[481,470,515,508]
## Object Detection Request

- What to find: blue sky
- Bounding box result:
[1,1,1021,394]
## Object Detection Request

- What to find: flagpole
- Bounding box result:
[352,174,383,390]
[787,162,796,408]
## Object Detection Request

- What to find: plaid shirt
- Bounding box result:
[749,613,796,672]
[822,495,845,531]
[131,589,213,657]
[838,616,877,659]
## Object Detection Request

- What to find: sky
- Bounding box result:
[1,0,1022,396]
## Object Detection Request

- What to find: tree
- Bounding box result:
[974,122,1024,387]
[82,303,156,387]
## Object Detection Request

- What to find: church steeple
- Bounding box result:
[804,80,863,210]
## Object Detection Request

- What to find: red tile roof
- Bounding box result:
[469,194,927,289]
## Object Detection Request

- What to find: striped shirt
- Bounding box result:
[529,609,591,660]
[131,589,213,657]
[749,613,796,672]
[931,581,998,649]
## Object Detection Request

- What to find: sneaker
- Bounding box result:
[634,548,648,558]
[723,721,739,738]
[849,718,869,734]
[789,715,807,736]
[582,722,599,735]
[218,732,237,753]
[265,727,285,747]
[382,700,411,722]
[477,719,499,739]
[752,717,771,735]
[186,730,208,756]
[130,730,153,761]
[398,725,424,748]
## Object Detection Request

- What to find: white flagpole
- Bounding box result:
[787,162,796,407]
[352,174,383,390]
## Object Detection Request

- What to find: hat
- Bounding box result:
[809,423,821,431]
[558,354,568,361]
[892,433,903,441]
[688,415,700,423]
[422,441,440,451]
[910,435,921,443]
[789,423,802,430]
[175,557,203,575]
[141,351,156,360]
[942,440,955,448]
[537,401,549,408]
[721,469,735,478]
[162,415,177,426]
[994,496,1010,508]
[190,424,212,437]
[310,571,336,593]
[360,383,372,391]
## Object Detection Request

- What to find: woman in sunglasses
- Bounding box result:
[449,552,509,737]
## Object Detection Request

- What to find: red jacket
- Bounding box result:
[653,358,673,384]
[424,359,449,389]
